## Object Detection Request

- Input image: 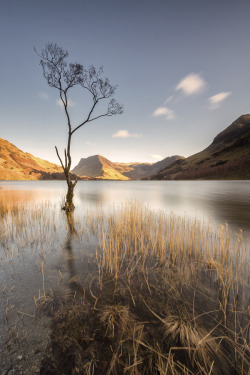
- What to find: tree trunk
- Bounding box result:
[65,182,74,211]
[55,145,77,212]
[63,171,77,212]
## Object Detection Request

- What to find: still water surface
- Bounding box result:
[1,180,250,234]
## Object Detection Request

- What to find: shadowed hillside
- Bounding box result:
[149,115,250,180]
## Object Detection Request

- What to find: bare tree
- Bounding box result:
[35,43,123,212]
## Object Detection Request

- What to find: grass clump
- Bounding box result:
[38,202,249,374]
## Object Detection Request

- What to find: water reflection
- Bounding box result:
[76,180,250,236]
[210,195,250,232]
[1,180,250,236]
[64,211,84,294]
[0,190,39,214]
[0,181,66,208]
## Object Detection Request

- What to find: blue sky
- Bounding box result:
[1,0,250,166]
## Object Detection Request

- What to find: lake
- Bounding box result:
[0,180,249,373]
[1,180,250,233]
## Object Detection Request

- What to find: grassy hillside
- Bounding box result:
[0,138,62,180]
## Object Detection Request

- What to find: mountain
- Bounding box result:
[3,114,248,181]
[145,156,185,176]
[72,155,130,180]
[0,138,63,180]
[149,115,250,180]
[0,137,183,181]
[72,155,184,180]
[113,162,153,180]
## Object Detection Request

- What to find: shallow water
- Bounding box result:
[0,180,249,373]
[1,180,250,232]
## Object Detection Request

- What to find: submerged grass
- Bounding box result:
[0,201,249,374]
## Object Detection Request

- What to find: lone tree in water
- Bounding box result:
[35,43,123,212]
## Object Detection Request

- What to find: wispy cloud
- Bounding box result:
[56,98,75,108]
[153,106,175,120]
[175,73,206,95]
[39,92,49,100]
[151,154,163,161]
[163,96,173,104]
[85,141,97,146]
[208,91,232,109]
[112,130,142,138]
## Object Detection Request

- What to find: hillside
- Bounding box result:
[72,155,184,180]
[149,115,250,180]
[72,155,130,180]
[0,138,63,180]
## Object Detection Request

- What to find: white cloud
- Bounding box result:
[39,92,49,100]
[153,107,168,116]
[112,130,142,138]
[151,154,163,161]
[56,98,75,108]
[208,91,232,109]
[153,106,175,120]
[85,141,97,146]
[175,73,206,95]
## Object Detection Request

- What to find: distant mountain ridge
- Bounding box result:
[0,137,183,181]
[72,155,184,180]
[149,114,250,180]
[1,114,249,181]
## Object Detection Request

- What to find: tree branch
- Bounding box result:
[71,99,98,135]
[55,146,65,170]
[88,113,113,122]
[64,148,67,169]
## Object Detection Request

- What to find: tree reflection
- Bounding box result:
[64,211,83,294]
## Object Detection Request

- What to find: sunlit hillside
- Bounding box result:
[0,138,62,180]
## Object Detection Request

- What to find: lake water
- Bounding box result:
[0,180,249,373]
[1,180,250,234]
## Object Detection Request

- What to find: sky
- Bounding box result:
[1,0,250,166]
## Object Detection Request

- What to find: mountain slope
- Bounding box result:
[72,155,130,180]
[145,156,185,177]
[149,115,250,180]
[72,155,184,180]
[0,138,63,180]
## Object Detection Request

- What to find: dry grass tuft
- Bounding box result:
[37,287,72,316]
[100,304,136,338]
